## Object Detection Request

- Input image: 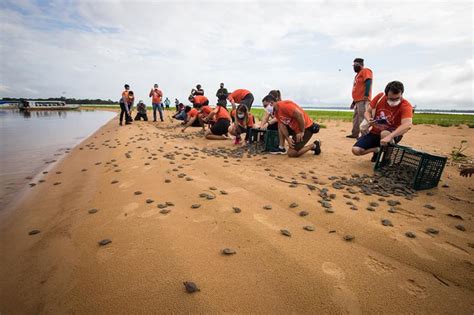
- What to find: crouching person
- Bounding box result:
[134,101,148,121]
[181,106,203,132]
[352,81,413,161]
[203,104,231,140]
[229,104,255,145]
[262,94,321,157]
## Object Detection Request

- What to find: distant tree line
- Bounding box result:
[1,97,118,105]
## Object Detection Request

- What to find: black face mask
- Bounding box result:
[353,65,362,73]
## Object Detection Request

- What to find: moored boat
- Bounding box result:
[19,100,80,110]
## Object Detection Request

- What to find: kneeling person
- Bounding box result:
[203,104,231,140]
[262,94,321,157]
[229,104,255,144]
[181,106,203,132]
[134,100,148,121]
[352,81,413,161]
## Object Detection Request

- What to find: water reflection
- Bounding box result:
[0,108,117,210]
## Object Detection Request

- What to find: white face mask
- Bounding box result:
[387,99,401,107]
[237,113,245,119]
[265,105,274,114]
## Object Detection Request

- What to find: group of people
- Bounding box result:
[119,84,170,124]
[118,57,416,159]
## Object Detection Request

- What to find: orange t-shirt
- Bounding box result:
[369,92,413,135]
[275,100,313,133]
[188,108,199,119]
[352,68,373,102]
[150,89,162,103]
[215,106,231,121]
[227,89,250,103]
[193,95,208,105]
[233,110,255,128]
[122,90,129,102]
[200,105,212,117]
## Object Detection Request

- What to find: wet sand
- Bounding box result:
[1,111,473,313]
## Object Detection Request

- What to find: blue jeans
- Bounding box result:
[175,111,186,121]
[153,103,163,121]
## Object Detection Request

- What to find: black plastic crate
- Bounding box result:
[374,144,447,190]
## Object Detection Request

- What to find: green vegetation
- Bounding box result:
[450,140,469,162]
[250,108,474,127]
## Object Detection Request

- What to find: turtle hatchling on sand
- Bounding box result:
[222,248,236,255]
[183,281,200,293]
[303,225,315,232]
[191,204,201,209]
[280,229,292,237]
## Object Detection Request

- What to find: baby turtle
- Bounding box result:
[303,225,315,232]
[289,202,298,208]
[88,208,98,214]
[185,177,193,181]
[28,229,41,235]
[388,207,397,213]
[263,205,272,210]
[232,207,241,213]
[206,195,216,200]
[157,203,167,209]
[289,184,297,188]
[325,208,335,214]
[199,193,208,198]
[98,239,112,246]
[220,190,228,195]
[222,248,237,255]
[381,219,393,227]
[426,227,439,235]
[350,206,358,211]
[53,182,61,186]
[405,231,416,239]
[146,199,154,204]
[343,234,355,241]
[424,204,436,210]
[164,179,171,183]
[455,224,466,232]
[160,209,171,214]
[387,200,400,207]
[366,207,375,212]
[111,180,119,184]
[183,281,200,293]
[329,194,337,200]
[299,210,309,217]
[369,202,379,207]
[134,191,142,196]
[165,201,175,206]
[209,186,217,190]
[191,204,201,209]
[321,201,332,209]
[280,229,292,237]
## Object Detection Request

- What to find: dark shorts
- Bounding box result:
[191,117,203,127]
[240,93,254,110]
[267,122,278,131]
[211,119,230,136]
[287,125,313,151]
[353,132,402,150]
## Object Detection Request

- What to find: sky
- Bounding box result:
[0,0,473,110]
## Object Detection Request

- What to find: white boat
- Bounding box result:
[19,100,80,110]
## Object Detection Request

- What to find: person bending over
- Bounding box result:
[262,94,321,157]
[227,89,254,111]
[352,81,413,162]
[202,104,231,140]
[134,100,148,121]
[181,105,203,132]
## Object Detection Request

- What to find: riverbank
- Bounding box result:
[0,112,473,313]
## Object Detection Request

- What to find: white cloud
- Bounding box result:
[0,0,472,110]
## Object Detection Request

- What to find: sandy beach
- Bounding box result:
[1,110,473,314]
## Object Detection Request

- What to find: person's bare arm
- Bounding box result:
[380,118,413,145]
[260,111,270,129]
[293,110,305,143]
[182,116,197,131]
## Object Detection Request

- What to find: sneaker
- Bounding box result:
[313,140,321,155]
[270,147,286,155]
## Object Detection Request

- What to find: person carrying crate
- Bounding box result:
[352,81,413,162]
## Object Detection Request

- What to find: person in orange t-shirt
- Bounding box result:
[262,94,321,157]
[348,58,373,138]
[229,104,255,145]
[202,104,231,140]
[149,84,164,122]
[352,81,413,162]
[181,105,203,132]
[227,89,254,111]
[189,95,209,106]
[119,84,132,125]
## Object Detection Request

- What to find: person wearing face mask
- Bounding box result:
[262,94,321,157]
[229,104,255,145]
[149,84,164,122]
[347,58,373,139]
[260,90,280,131]
[216,82,228,107]
[352,81,413,161]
